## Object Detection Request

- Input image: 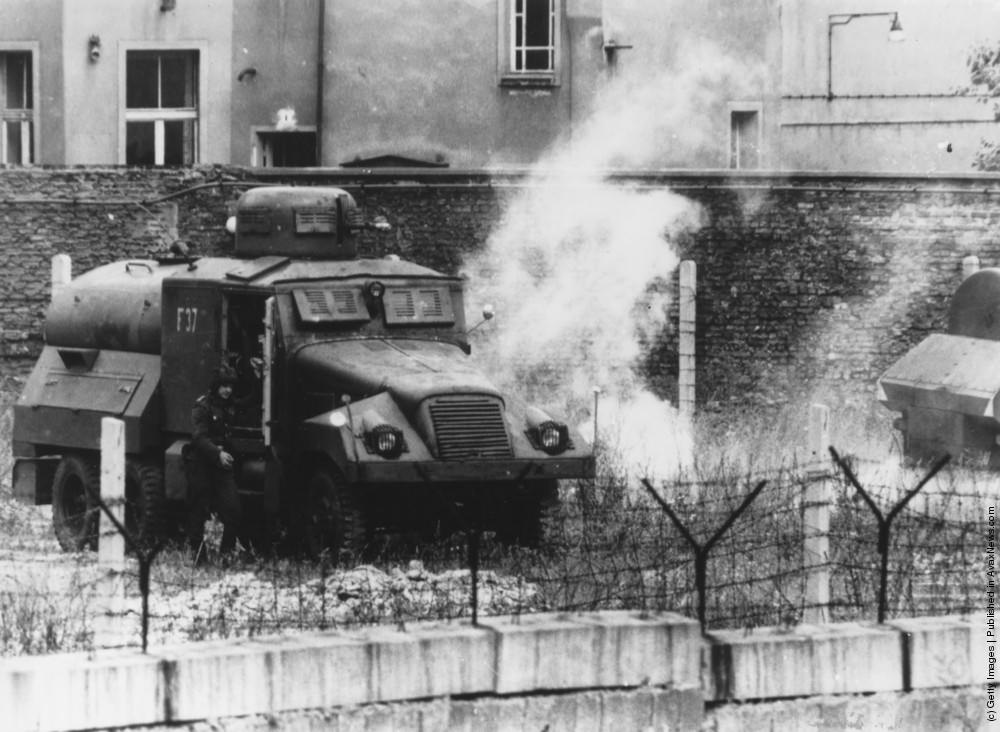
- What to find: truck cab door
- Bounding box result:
[161,285,221,436]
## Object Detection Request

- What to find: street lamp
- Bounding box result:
[827,12,904,100]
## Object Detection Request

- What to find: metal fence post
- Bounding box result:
[678,260,696,417]
[803,403,831,623]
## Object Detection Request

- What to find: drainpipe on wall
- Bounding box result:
[316,0,326,165]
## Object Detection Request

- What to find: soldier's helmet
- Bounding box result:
[210,364,239,391]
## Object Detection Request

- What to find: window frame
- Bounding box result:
[119,42,206,165]
[0,43,39,165]
[498,0,561,88]
[728,102,763,170]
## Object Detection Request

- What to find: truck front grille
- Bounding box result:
[429,397,512,460]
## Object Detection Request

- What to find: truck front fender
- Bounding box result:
[297,392,433,479]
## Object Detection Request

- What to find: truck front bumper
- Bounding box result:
[348,456,595,484]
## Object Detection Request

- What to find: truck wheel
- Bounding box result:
[303,467,366,561]
[497,479,559,547]
[125,458,166,549]
[51,454,99,552]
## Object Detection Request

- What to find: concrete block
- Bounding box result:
[513,689,605,732]
[164,638,279,719]
[357,701,424,732]
[705,695,826,732]
[270,632,373,711]
[449,695,528,732]
[521,693,570,732]
[478,612,601,694]
[704,688,989,732]
[479,611,699,695]
[650,687,704,732]
[472,688,702,732]
[596,688,656,731]
[888,687,988,731]
[165,632,384,718]
[362,622,495,701]
[572,610,701,688]
[705,621,903,700]
[888,615,986,688]
[0,648,165,732]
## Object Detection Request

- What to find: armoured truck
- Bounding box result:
[12,186,594,554]
[879,266,1000,463]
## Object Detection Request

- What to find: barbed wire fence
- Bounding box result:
[1,407,996,655]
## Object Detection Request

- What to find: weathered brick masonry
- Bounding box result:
[2,167,999,408]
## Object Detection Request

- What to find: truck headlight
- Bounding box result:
[525,407,570,455]
[361,409,406,459]
[536,421,569,454]
[367,424,404,458]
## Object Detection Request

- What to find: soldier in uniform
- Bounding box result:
[187,364,243,563]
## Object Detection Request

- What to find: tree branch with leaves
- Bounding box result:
[963,42,1000,170]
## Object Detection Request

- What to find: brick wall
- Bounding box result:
[3,167,999,408]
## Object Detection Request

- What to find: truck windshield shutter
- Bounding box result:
[292,287,370,323]
[384,287,455,325]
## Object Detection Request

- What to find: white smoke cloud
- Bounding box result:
[465,172,698,482]
[463,47,771,481]
[461,31,771,482]
[470,177,692,378]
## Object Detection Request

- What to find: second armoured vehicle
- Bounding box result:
[879,264,1000,465]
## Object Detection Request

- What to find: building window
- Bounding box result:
[125,51,198,165]
[1,52,32,164]
[500,0,559,85]
[254,131,317,167]
[512,0,554,72]
[730,110,760,169]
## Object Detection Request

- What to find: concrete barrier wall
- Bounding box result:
[0,612,989,731]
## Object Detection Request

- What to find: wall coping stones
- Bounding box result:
[0,613,987,731]
[1,611,701,732]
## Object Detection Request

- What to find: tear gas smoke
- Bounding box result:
[463,43,762,483]
[465,175,698,482]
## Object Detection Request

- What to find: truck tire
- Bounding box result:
[51,454,99,552]
[496,479,559,547]
[125,458,166,549]
[302,467,367,560]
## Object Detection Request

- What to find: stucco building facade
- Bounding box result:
[0,0,996,173]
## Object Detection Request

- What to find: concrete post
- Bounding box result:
[803,404,831,624]
[678,260,696,417]
[962,255,980,280]
[51,254,71,299]
[97,417,127,645]
[99,417,127,565]
[157,202,179,245]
